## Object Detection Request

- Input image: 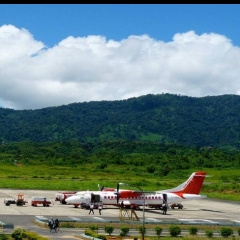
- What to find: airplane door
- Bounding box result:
[94,194,101,202]
[90,193,101,203]
[162,193,170,209]
[163,193,167,203]
[91,193,94,202]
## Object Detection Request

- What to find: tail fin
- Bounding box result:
[160,172,206,195]
[98,183,115,192]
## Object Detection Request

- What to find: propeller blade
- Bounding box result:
[162,193,171,211]
[116,183,120,204]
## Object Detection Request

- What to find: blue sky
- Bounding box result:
[0,4,240,110]
[2,4,240,47]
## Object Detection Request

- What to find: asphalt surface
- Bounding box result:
[1,189,240,239]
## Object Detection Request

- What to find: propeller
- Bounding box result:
[114,183,120,204]
[162,193,171,210]
[98,184,106,191]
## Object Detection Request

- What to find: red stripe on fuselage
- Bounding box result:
[120,190,142,198]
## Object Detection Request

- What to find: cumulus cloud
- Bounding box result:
[0,24,240,110]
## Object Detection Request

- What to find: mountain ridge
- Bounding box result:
[0,93,240,150]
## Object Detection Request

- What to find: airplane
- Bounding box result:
[65,171,207,209]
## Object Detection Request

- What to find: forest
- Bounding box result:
[0,93,240,151]
[0,93,240,173]
[0,139,240,174]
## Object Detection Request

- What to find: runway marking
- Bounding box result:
[92,217,106,221]
[179,219,219,224]
[146,218,162,222]
[69,217,82,221]
[232,220,240,223]
[199,219,219,224]
[36,216,48,220]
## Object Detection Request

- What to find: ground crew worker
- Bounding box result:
[98,203,102,215]
[89,203,94,214]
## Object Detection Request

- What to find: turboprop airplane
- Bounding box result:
[65,171,207,209]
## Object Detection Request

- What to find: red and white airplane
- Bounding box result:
[65,171,207,209]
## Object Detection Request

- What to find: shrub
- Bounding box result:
[237,227,240,236]
[169,225,181,237]
[85,229,95,236]
[155,226,163,236]
[189,226,198,235]
[205,230,214,238]
[98,234,107,240]
[220,227,233,238]
[11,228,27,240]
[138,226,146,236]
[89,225,98,231]
[11,228,48,240]
[104,226,114,235]
[0,233,8,240]
[120,226,130,236]
[85,229,106,240]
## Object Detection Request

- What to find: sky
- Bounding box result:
[0,4,240,110]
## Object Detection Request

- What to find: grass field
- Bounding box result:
[1,164,240,201]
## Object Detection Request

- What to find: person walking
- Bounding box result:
[98,203,102,215]
[48,218,54,233]
[120,201,124,209]
[54,218,60,232]
[89,203,94,214]
[162,203,167,215]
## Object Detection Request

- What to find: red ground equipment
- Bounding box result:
[31,196,51,207]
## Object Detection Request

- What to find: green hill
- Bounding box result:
[1,93,240,150]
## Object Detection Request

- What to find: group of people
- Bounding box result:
[89,202,103,215]
[48,218,60,233]
[48,203,102,233]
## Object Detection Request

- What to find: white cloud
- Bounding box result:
[0,25,240,110]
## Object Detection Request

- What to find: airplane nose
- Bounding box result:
[65,196,77,204]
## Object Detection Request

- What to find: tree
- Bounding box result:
[169,225,181,237]
[89,225,98,231]
[104,226,114,235]
[220,227,233,238]
[120,227,130,236]
[155,226,163,237]
[138,226,146,236]
[205,230,214,238]
[189,226,198,235]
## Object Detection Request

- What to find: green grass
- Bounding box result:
[1,164,240,201]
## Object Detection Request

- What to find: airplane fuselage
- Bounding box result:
[65,190,206,207]
[65,172,207,208]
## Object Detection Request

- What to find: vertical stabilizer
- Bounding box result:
[159,172,206,195]
[178,172,206,194]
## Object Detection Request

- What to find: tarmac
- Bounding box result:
[0,189,240,239]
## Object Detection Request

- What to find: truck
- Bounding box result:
[55,191,76,204]
[31,196,51,207]
[148,203,183,210]
[170,203,183,209]
[4,198,16,206]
